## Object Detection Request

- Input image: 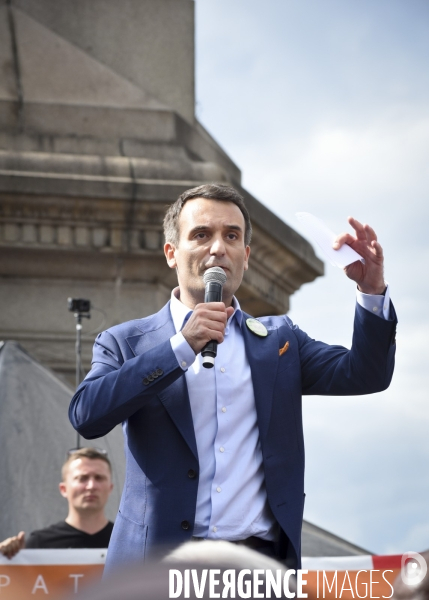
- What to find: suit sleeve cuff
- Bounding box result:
[356,284,391,320]
[170,332,196,370]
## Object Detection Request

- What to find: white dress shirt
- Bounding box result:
[170,290,277,540]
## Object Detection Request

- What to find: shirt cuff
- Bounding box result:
[356,284,390,320]
[170,332,196,370]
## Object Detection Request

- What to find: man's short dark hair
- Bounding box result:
[62,448,112,480]
[163,183,252,247]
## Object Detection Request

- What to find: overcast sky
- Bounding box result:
[195,0,429,556]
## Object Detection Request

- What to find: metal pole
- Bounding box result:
[68,298,90,450]
[75,314,82,449]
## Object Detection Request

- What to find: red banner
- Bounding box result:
[0,549,105,598]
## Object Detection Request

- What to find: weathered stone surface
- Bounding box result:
[12,0,195,123]
[0,6,17,102]
[0,0,323,383]
[14,8,167,110]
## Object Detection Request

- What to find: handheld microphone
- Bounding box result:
[201,266,227,368]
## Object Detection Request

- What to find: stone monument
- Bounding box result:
[0,0,323,383]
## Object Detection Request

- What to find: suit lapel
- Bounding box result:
[241,314,279,442]
[126,303,198,460]
[157,379,198,460]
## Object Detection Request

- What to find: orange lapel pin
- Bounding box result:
[279,341,289,356]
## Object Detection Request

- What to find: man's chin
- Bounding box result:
[79,500,101,510]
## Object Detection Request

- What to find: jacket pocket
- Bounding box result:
[108,511,148,566]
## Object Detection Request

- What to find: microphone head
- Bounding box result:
[203,266,227,286]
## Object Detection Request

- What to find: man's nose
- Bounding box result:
[210,236,225,255]
[86,478,97,489]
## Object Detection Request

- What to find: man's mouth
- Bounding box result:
[203,265,229,273]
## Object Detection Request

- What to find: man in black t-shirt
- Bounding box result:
[26,520,113,549]
[0,448,114,558]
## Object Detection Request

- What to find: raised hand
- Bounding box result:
[333,217,386,295]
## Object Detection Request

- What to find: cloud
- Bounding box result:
[239,115,429,219]
[302,393,429,553]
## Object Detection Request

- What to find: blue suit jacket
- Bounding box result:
[69,301,396,572]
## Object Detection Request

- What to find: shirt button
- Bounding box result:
[212,526,217,533]
[220,367,226,373]
[221,407,227,413]
[181,361,187,367]
[384,305,387,311]
[372,306,378,312]
[219,447,225,453]
[216,487,221,493]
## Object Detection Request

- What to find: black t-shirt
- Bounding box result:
[25,521,114,549]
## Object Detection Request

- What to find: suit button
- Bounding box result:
[143,378,149,386]
[152,371,159,379]
[181,520,190,530]
[148,375,154,382]
[156,369,163,376]
[188,469,197,479]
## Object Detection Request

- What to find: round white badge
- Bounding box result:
[246,318,268,337]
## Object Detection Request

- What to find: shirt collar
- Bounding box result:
[169,287,243,333]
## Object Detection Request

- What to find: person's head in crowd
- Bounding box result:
[392,551,429,600]
[0,447,113,559]
[165,540,285,571]
[71,541,291,600]
[60,447,113,518]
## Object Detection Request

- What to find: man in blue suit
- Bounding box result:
[69,184,396,573]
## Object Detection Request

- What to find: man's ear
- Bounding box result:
[243,245,251,271]
[164,242,177,269]
[59,482,67,499]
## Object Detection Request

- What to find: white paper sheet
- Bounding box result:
[295,212,364,268]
